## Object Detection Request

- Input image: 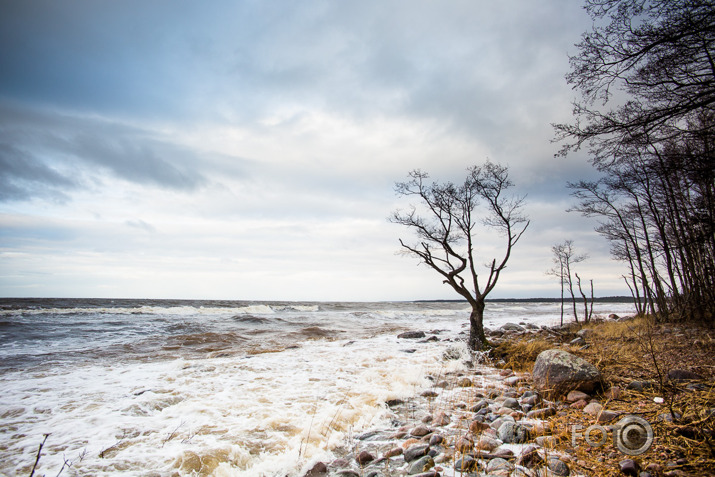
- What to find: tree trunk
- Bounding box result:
[468,299,487,351]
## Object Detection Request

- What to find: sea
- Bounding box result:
[0,298,636,476]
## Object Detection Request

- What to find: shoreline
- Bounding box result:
[310,315,714,477]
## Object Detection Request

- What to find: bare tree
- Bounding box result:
[556,0,715,322]
[554,0,715,164]
[548,240,589,323]
[390,161,529,350]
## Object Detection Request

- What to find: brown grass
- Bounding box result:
[493,316,715,475]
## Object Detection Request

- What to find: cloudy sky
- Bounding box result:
[0,0,626,301]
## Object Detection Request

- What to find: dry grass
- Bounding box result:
[493,316,715,475]
[489,338,554,372]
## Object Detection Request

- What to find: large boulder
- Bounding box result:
[532,349,601,396]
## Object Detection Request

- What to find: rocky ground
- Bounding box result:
[301,315,715,477]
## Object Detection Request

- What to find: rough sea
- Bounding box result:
[0,298,636,476]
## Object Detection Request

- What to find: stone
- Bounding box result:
[532,349,601,396]
[505,375,524,386]
[454,436,474,453]
[330,458,350,468]
[583,402,603,416]
[619,458,640,476]
[403,444,430,463]
[486,457,515,474]
[626,380,651,392]
[398,331,426,339]
[475,435,500,451]
[498,421,528,444]
[421,390,439,398]
[428,434,444,446]
[512,466,535,477]
[526,407,557,419]
[470,399,489,412]
[410,425,433,437]
[401,438,420,448]
[605,386,622,400]
[356,450,375,466]
[304,462,328,476]
[431,411,450,426]
[566,390,589,402]
[547,457,570,476]
[597,410,619,423]
[501,397,521,410]
[383,447,403,458]
[515,444,543,468]
[521,394,540,406]
[454,456,478,472]
[407,455,434,475]
[667,369,703,381]
[335,471,360,477]
[570,337,586,346]
[535,435,557,447]
[501,323,525,332]
[469,420,490,433]
[570,399,588,410]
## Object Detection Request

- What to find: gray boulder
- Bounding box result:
[497,421,529,444]
[532,349,601,396]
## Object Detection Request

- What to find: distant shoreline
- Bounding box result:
[416,296,634,303]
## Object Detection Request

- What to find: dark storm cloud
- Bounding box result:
[0,141,78,202]
[0,102,208,201]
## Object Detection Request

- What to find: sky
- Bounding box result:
[0,0,628,302]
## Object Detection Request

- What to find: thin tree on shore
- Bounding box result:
[547,240,592,324]
[390,161,529,350]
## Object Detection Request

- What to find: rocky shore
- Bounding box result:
[301,316,714,477]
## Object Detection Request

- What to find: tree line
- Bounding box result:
[555,0,714,321]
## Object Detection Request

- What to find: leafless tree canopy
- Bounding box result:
[554,0,715,164]
[558,1,715,321]
[390,161,529,350]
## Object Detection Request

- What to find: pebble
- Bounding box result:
[407,455,434,475]
[547,456,570,476]
[454,456,478,472]
[486,457,515,474]
[410,425,433,437]
[303,461,328,476]
[502,397,521,410]
[454,436,474,453]
[566,390,589,402]
[403,443,430,462]
[570,399,588,409]
[356,450,375,466]
[383,447,403,458]
[583,402,603,416]
[431,411,450,426]
[619,458,640,476]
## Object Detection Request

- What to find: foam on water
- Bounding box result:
[0,299,636,476]
[0,334,468,476]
